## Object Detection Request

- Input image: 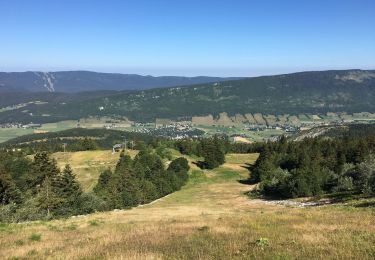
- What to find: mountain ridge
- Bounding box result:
[0,69,374,124]
[0,70,242,93]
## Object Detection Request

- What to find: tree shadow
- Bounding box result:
[355,201,375,208]
[237,163,258,185]
[238,179,254,185]
[192,161,207,169]
[323,191,362,203]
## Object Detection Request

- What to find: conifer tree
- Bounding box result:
[28,152,60,191]
[36,176,62,218]
[94,168,112,195]
[57,165,82,202]
[0,173,22,205]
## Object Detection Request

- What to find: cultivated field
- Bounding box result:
[0,153,374,259]
[0,128,34,143]
[0,121,76,143]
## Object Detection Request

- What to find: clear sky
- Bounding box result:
[0,0,374,76]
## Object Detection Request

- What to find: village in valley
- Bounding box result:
[2,110,374,144]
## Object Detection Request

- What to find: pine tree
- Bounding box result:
[335,150,346,174]
[94,168,112,195]
[57,165,82,201]
[28,152,60,191]
[36,176,62,218]
[81,137,99,151]
[52,164,83,215]
[200,137,226,169]
[115,153,133,172]
[0,173,22,205]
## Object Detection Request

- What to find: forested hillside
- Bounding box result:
[0,71,239,93]
[0,69,374,124]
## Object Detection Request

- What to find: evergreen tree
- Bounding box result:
[200,137,226,169]
[36,176,62,218]
[115,152,133,172]
[334,150,346,174]
[28,152,60,191]
[94,168,112,195]
[56,165,82,203]
[156,143,172,160]
[0,173,22,205]
[94,149,190,210]
[168,157,189,173]
[81,137,99,151]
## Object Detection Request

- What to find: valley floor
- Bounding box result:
[1,153,374,259]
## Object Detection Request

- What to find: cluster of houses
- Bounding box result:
[132,122,204,140]
[0,123,42,129]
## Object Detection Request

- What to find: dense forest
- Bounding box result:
[251,126,375,199]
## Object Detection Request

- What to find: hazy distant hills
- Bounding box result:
[0,71,241,92]
[0,69,374,124]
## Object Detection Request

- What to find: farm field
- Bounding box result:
[0,128,34,143]
[198,125,285,142]
[0,121,76,143]
[0,117,131,144]
[1,152,374,259]
[2,112,375,144]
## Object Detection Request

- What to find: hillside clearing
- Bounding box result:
[52,150,138,191]
[0,153,374,259]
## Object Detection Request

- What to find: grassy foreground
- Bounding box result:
[1,153,374,259]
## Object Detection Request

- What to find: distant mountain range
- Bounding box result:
[0,71,241,92]
[0,69,374,124]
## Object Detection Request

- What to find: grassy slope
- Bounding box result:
[1,153,374,259]
[52,150,138,191]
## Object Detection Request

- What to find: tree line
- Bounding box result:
[174,135,229,169]
[94,150,189,208]
[251,134,375,199]
[0,147,189,222]
[0,128,158,154]
[0,152,92,221]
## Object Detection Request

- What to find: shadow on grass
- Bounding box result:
[354,201,375,208]
[238,179,254,185]
[237,163,258,185]
[322,191,366,203]
[192,161,207,169]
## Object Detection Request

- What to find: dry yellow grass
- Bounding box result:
[233,136,252,143]
[52,150,138,191]
[1,153,374,259]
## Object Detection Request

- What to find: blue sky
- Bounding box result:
[0,0,374,76]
